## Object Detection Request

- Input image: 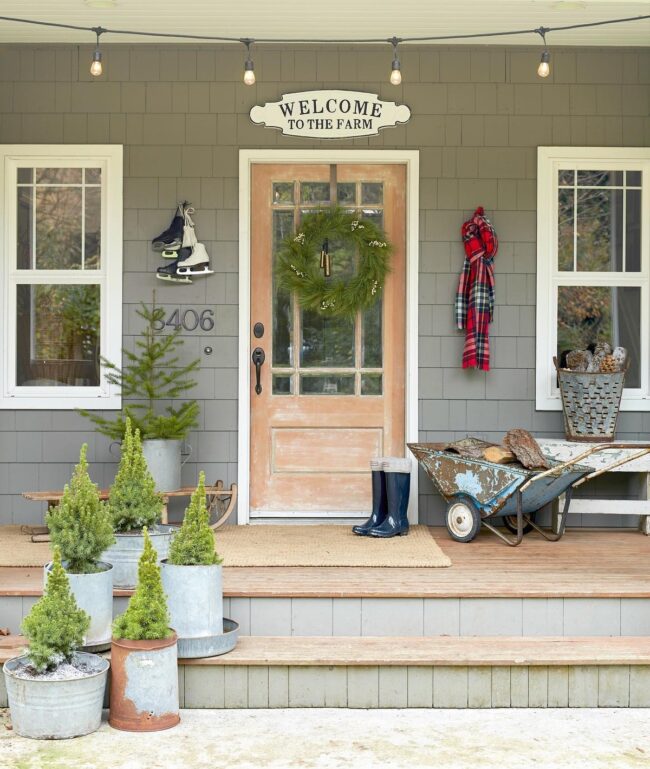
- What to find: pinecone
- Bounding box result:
[599,354,618,373]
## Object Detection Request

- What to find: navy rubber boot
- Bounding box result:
[369,458,411,538]
[352,458,387,536]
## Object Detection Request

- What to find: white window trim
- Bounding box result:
[536,146,650,412]
[0,144,123,410]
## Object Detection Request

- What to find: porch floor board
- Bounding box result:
[1,528,648,599]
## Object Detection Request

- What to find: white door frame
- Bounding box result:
[237,149,420,524]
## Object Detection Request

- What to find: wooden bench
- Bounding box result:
[22,480,237,533]
[539,440,650,535]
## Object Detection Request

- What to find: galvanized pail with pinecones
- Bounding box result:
[554,356,628,442]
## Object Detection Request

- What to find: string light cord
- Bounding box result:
[0,12,647,46]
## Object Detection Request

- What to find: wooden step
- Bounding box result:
[3,634,650,667]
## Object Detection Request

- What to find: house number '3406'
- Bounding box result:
[152,308,215,332]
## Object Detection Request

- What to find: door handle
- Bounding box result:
[251,347,266,395]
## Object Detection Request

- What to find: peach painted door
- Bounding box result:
[250,163,406,517]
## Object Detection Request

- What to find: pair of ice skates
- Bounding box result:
[153,202,213,283]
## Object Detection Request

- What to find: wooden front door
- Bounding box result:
[250,163,406,517]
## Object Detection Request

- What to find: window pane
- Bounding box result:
[272,182,293,204]
[272,374,293,394]
[272,210,295,367]
[557,286,641,388]
[576,187,623,271]
[361,373,382,395]
[558,187,574,271]
[576,170,623,187]
[17,186,32,270]
[337,182,355,205]
[84,168,101,184]
[84,186,101,269]
[558,169,574,186]
[35,186,82,269]
[36,168,82,184]
[16,284,100,387]
[362,299,382,368]
[300,374,355,395]
[17,168,33,184]
[300,182,330,204]
[626,171,642,187]
[625,189,641,272]
[361,182,383,205]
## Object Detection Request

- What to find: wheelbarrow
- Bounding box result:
[408,442,650,546]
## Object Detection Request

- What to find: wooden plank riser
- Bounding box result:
[3,594,650,637]
[2,664,649,709]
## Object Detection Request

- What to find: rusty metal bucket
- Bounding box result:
[109,633,179,732]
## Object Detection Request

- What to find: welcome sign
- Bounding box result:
[250,90,411,140]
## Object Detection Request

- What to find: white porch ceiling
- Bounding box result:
[1,1,649,46]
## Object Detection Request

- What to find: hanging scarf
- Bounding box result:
[455,206,498,371]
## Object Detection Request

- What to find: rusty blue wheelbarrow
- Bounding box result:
[408,442,650,546]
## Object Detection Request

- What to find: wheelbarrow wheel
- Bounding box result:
[446,497,481,543]
[502,512,536,535]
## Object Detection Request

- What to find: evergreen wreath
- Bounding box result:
[275,207,391,318]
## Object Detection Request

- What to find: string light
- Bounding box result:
[389,37,402,85]
[90,26,105,77]
[242,39,255,86]
[536,27,551,78]
[0,13,647,85]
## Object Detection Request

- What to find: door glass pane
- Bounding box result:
[273,182,293,204]
[361,374,382,395]
[272,210,295,367]
[557,187,574,271]
[35,186,83,269]
[361,182,383,205]
[361,208,383,230]
[301,311,355,367]
[16,284,100,387]
[300,182,330,204]
[84,186,101,269]
[362,299,382,368]
[557,285,641,388]
[300,374,355,395]
[337,182,355,205]
[272,374,293,394]
[576,187,623,271]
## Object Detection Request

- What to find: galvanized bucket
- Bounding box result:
[44,561,113,651]
[102,526,175,589]
[142,439,191,492]
[3,652,109,739]
[109,633,179,732]
[161,562,237,658]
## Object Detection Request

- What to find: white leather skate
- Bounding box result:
[176,242,214,276]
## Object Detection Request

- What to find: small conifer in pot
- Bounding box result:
[168,472,221,566]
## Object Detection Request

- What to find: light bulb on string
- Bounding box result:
[535,27,551,78]
[242,39,255,86]
[389,37,402,85]
[90,27,105,77]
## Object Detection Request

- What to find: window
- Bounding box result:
[536,148,650,411]
[0,145,123,409]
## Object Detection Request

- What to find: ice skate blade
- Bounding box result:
[152,240,182,252]
[160,248,182,259]
[176,266,214,276]
[156,273,192,284]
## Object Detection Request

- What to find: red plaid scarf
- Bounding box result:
[455,207,498,371]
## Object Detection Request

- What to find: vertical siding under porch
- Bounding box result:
[0,45,649,525]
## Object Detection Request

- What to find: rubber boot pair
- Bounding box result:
[352,457,411,538]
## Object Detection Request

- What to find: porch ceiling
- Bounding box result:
[1,1,649,46]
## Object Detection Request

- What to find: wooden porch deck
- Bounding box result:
[1,527,648,599]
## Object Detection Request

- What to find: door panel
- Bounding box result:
[250,163,406,515]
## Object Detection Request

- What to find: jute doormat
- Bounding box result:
[0,524,451,569]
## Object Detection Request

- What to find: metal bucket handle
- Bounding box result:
[181,443,193,467]
[109,441,121,458]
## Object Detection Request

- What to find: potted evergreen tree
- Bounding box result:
[101,417,173,588]
[45,444,115,650]
[80,299,200,491]
[110,528,179,732]
[3,548,109,739]
[161,472,238,658]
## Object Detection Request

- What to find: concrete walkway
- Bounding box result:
[1,708,649,768]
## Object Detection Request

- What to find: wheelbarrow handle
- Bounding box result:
[520,443,650,493]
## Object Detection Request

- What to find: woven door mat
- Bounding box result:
[0,524,451,569]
